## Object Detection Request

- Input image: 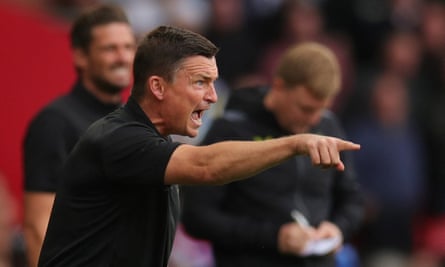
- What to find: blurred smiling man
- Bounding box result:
[23,5,135,267]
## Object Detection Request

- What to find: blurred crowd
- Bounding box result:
[1,0,445,266]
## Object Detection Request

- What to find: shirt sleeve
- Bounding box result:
[24,108,77,192]
[100,123,181,186]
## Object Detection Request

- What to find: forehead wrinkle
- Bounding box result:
[182,65,217,77]
[179,57,218,80]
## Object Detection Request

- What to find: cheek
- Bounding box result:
[94,53,115,66]
[278,111,297,129]
[187,90,205,106]
[100,57,115,69]
[87,57,107,72]
[284,105,301,123]
[289,113,304,127]
[172,92,196,114]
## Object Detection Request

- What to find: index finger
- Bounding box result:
[336,140,360,151]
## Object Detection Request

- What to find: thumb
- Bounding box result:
[335,161,345,171]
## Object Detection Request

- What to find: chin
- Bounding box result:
[185,128,199,138]
[292,128,307,134]
[186,132,198,138]
[112,81,131,89]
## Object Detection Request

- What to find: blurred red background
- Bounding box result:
[0,2,74,224]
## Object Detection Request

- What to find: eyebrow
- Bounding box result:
[179,65,218,81]
[189,73,216,81]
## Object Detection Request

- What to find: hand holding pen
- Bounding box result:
[277,210,316,255]
[291,210,343,255]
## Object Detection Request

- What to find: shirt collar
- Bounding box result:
[71,80,122,112]
[124,97,171,140]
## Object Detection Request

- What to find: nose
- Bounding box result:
[205,83,218,104]
[117,46,135,64]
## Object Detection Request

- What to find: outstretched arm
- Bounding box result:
[165,133,360,185]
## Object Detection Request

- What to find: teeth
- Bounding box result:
[191,111,202,125]
[112,67,129,76]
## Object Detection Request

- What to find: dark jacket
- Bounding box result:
[182,87,364,267]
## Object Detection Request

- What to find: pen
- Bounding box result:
[291,209,310,227]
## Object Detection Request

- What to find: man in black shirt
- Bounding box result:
[23,5,136,267]
[38,26,360,267]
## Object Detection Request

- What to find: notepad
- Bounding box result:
[291,210,341,256]
[300,236,342,256]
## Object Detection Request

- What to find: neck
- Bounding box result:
[137,97,167,136]
[82,79,122,105]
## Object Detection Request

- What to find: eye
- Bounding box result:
[101,45,116,53]
[126,43,136,52]
[195,80,206,88]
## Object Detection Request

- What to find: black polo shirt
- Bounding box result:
[24,81,120,192]
[38,97,182,267]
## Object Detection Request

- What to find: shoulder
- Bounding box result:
[225,86,268,111]
[223,86,269,122]
[26,95,74,133]
[315,110,346,138]
[30,92,79,124]
[83,108,161,147]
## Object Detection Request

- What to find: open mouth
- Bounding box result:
[191,109,205,126]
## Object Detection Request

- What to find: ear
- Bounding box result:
[73,48,88,70]
[147,76,165,100]
[325,97,334,109]
[271,77,286,92]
